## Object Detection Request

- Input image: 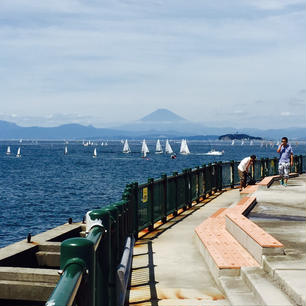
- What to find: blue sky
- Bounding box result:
[0,0,305,128]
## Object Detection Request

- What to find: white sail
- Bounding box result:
[16,147,21,157]
[241,140,245,146]
[165,139,173,154]
[231,140,235,145]
[123,139,131,153]
[64,146,68,155]
[141,140,149,154]
[93,148,97,158]
[180,139,190,155]
[6,146,11,155]
[250,140,254,146]
[155,139,163,154]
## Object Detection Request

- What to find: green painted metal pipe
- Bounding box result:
[47,263,83,306]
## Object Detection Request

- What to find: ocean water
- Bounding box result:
[0,139,305,248]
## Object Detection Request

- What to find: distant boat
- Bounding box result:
[155,139,163,154]
[231,140,235,146]
[6,146,11,155]
[141,139,149,157]
[179,139,190,155]
[250,140,254,146]
[205,149,224,156]
[165,139,173,154]
[64,146,68,155]
[93,148,97,158]
[123,139,131,154]
[101,142,104,146]
[83,141,89,147]
[241,140,245,146]
[16,147,21,158]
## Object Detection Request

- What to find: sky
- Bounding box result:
[0,0,305,129]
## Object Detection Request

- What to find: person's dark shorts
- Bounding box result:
[238,170,247,184]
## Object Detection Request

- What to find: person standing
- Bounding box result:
[277,137,293,186]
[238,155,256,191]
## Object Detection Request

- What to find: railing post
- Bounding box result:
[195,166,200,202]
[299,155,303,174]
[61,238,95,306]
[230,160,235,189]
[218,161,223,191]
[182,169,188,209]
[87,209,109,306]
[260,158,265,178]
[172,172,178,216]
[148,178,154,231]
[161,173,167,223]
[202,164,207,198]
[273,157,278,175]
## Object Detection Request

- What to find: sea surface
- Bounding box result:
[0,139,305,248]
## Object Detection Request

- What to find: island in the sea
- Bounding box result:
[218,133,263,141]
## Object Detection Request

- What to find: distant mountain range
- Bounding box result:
[0,109,305,140]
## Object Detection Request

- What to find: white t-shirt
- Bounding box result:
[238,157,250,172]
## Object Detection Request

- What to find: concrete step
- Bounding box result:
[0,267,59,283]
[263,255,306,306]
[241,267,294,306]
[0,279,55,301]
[38,242,61,252]
[35,251,60,268]
[219,276,261,306]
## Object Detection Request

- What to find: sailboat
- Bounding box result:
[16,147,21,158]
[6,146,11,155]
[179,139,190,155]
[141,139,149,157]
[64,146,68,155]
[123,139,131,153]
[241,140,245,146]
[165,139,173,154]
[155,139,163,154]
[93,148,97,158]
[231,140,235,146]
[250,140,254,146]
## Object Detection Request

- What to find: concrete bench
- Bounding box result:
[225,211,284,263]
[195,208,259,278]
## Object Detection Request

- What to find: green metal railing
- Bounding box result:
[46,155,305,306]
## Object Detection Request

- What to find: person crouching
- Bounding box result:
[238,155,256,191]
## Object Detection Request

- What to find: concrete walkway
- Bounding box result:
[128,189,241,306]
[128,174,306,306]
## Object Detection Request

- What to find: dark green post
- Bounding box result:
[132,182,139,238]
[218,161,223,191]
[202,164,207,198]
[195,166,200,202]
[173,172,178,216]
[161,173,167,223]
[60,238,95,306]
[299,155,303,174]
[88,209,110,306]
[273,157,278,175]
[260,158,265,178]
[230,161,235,189]
[182,169,188,210]
[148,178,154,231]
